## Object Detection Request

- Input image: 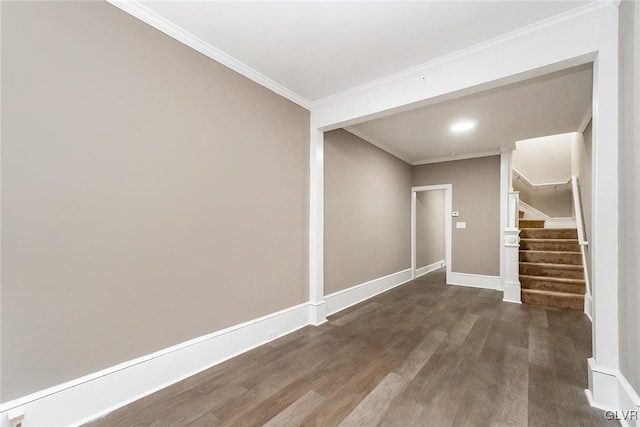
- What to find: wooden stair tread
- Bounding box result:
[521,288,584,310]
[519,274,585,284]
[519,219,545,227]
[520,228,577,231]
[519,250,581,255]
[521,238,579,242]
[518,222,585,310]
[519,262,583,269]
[520,275,585,295]
[522,288,584,298]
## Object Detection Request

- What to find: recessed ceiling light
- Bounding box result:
[450,120,476,133]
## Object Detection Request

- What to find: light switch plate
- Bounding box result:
[456,222,466,229]
[452,211,460,217]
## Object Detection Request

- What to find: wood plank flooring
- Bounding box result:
[88,268,612,426]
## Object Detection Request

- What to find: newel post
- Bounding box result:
[503,229,522,303]
[503,191,521,303]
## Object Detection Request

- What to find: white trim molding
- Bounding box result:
[307,301,327,327]
[447,272,501,290]
[413,149,501,166]
[500,149,512,297]
[587,359,640,427]
[503,227,522,304]
[310,1,616,116]
[411,184,452,284]
[0,303,310,427]
[308,124,325,325]
[310,3,617,129]
[106,0,310,109]
[324,268,413,316]
[415,260,445,278]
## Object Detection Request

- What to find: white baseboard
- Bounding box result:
[448,272,501,290]
[0,267,419,427]
[324,268,413,316]
[308,301,327,326]
[502,280,522,303]
[587,359,640,427]
[415,260,445,278]
[0,303,310,427]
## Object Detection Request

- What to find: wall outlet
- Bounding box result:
[452,211,460,217]
[456,222,466,229]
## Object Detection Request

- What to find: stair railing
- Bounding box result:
[513,168,571,190]
[503,191,521,303]
[571,175,591,305]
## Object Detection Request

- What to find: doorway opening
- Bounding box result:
[411,184,452,283]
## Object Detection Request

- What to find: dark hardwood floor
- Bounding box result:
[89,268,612,426]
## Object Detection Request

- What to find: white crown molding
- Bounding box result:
[412,150,501,166]
[106,0,311,110]
[310,1,618,110]
[343,127,413,164]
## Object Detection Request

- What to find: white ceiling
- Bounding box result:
[346,63,593,164]
[138,1,591,102]
[122,1,594,164]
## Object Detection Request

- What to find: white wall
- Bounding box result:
[513,132,574,184]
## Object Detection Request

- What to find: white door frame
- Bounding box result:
[411,184,452,283]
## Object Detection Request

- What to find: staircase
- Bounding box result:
[518,212,585,310]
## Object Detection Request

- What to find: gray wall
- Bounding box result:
[416,190,445,269]
[513,180,573,217]
[413,156,500,276]
[324,130,411,294]
[618,0,640,394]
[1,1,309,401]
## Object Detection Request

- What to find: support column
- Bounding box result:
[588,8,621,409]
[308,122,326,325]
[499,148,512,292]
